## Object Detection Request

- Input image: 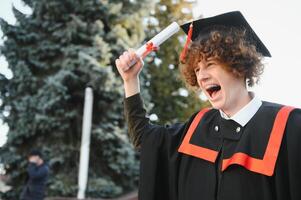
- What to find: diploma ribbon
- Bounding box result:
[142,42,158,58]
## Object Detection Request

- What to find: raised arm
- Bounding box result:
[115,50,166,148]
[27,163,49,180]
[115,50,144,97]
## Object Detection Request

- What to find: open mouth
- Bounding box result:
[206,85,221,99]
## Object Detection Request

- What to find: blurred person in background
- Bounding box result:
[20,149,49,200]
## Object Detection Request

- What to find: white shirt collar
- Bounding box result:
[219,92,262,127]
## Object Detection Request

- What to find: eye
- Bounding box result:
[194,67,200,73]
[207,62,216,68]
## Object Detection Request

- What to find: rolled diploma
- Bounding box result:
[128,22,180,68]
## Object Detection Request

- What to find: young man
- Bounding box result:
[115,11,301,200]
[20,149,49,200]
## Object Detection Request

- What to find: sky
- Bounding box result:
[0,0,301,146]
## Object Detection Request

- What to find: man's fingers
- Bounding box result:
[124,52,135,67]
[118,53,130,68]
[116,50,143,72]
[119,58,130,71]
[123,51,132,62]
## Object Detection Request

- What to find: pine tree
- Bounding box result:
[0,0,151,198]
[145,0,208,125]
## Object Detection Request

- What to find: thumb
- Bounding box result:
[128,52,144,71]
[132,56,144,73]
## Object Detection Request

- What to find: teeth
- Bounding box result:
[205,84,219,89]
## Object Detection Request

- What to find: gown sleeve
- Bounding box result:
[124,93,195,200]
[274,108,301,200]
[124,93,170,149]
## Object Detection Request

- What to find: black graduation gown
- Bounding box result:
[124,93,301,200]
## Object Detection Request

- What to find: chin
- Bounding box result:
[209,100,225,110]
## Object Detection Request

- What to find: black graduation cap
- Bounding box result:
[180,11,271,58]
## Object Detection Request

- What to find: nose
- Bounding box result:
[196,68,210,82]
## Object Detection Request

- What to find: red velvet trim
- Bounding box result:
[222,106,295,176]
[178,108,219,163]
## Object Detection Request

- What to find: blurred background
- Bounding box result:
[0,0,300,199]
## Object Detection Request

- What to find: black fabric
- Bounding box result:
[20,162,49,200]
[180,11,271,57]
[124,93,301,200]
[190,110,222,151]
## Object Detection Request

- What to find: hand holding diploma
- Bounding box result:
[115,49,143,97]
[115,22,180,71]
[115,22,180,97]
[115,50,143,82]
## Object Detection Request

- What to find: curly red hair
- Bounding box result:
[180,26,264,88]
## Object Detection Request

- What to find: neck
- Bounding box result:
[222,89,252,117]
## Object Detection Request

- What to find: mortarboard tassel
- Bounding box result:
[180,22,193,62]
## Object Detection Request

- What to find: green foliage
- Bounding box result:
[0,0,208,199]
[144,0,207,124]
[0,0,151,199]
